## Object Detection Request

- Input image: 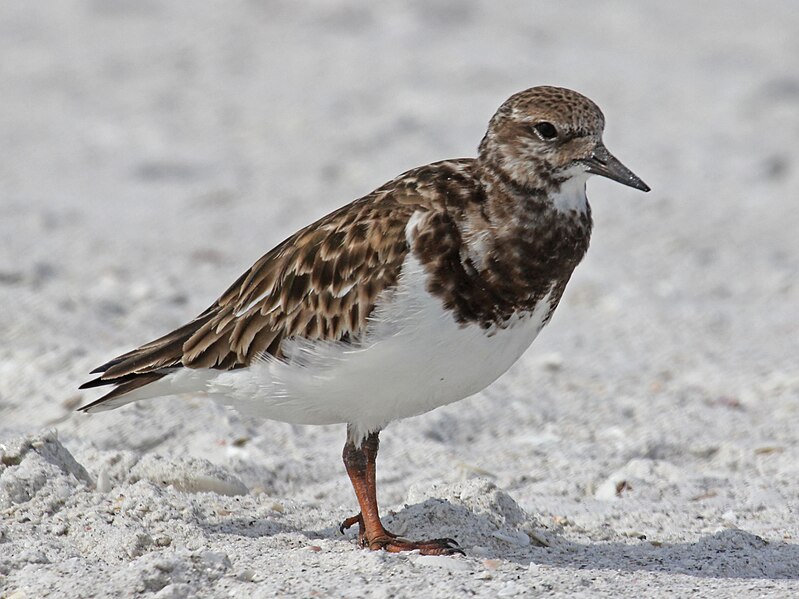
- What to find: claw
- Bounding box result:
[339,513,362,535]
[432,537,459,547]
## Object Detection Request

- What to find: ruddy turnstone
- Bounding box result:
[80,86,649,555]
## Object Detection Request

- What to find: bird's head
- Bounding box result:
[479,86,649,194]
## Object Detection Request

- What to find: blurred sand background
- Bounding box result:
[1,1,798,597]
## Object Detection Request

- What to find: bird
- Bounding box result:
[79,86,649,556]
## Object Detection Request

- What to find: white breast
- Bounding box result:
[204,252,554,440]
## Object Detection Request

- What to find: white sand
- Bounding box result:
[2,1,799,597]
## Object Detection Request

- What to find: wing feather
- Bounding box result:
[78,159,474,411]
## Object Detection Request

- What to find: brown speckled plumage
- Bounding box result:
[79,85,644,416]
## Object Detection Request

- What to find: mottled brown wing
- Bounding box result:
[78,188,422,407]
[78,159,480,411]
[178,194,413,370]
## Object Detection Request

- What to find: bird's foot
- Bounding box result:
[367,535,464,555]
[340,512,463,555]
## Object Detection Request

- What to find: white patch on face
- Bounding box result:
[551,169,590,214]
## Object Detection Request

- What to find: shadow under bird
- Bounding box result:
[80,86,649,555]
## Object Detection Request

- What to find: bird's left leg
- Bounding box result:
[340,429,394,546]
[340,427,462,555]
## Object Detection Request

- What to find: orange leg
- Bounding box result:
[340,428,462,555]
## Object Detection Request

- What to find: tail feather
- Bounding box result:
[102,341,188,379]
[78,310,218,412]
[79,375,121,390]
[78,372,169,413]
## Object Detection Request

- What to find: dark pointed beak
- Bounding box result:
[584,144,650,192]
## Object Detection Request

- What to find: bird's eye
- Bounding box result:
[532,122,558,141]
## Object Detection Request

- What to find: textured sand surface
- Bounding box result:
[1,1,798,597]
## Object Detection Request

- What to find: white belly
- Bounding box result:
[201,253,554,439]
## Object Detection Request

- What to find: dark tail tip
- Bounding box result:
[79,377,113,390]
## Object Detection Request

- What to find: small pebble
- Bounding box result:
[721,510,738,523]
[492,530,529,546]
[414,555,470,571]
[96,469,112,493]
[236,569,256,582]
[497,582,522,597]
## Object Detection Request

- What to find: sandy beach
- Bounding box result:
[2,1,798,597]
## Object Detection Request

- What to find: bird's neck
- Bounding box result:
[455,159,593,303]
[472,158,592,239]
